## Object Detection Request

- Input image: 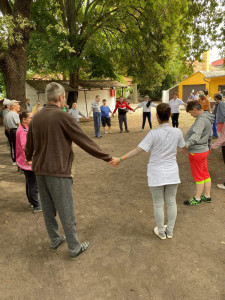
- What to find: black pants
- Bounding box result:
[118,114,128,131]
[9,128,17,162]
[23,170,40,208]
[172,113,179,128]
[222,146,225,164]
[142,112,152,129]
[5,128,10,143]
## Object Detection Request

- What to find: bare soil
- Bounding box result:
[1,107,225,300]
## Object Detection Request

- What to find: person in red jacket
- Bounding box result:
[112,96,134,132]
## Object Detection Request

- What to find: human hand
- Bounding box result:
[109,157,120,167]
[180,145,188,154]
[25,160,32,166]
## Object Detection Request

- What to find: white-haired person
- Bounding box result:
[110,103,185,239]
[25,82,113,259]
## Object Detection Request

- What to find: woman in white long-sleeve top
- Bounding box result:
[134,95,156,131]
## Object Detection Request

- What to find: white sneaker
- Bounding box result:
[153,227,166,240]
[105,131,108,134]
[164,225,173,238]
[12,162,17,166]
[217,184,225,190]
[108,131,113,134]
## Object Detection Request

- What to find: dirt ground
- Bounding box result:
[1,106,225,300]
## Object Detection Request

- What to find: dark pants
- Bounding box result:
[36,176,82,256]
[142,112,152,129]
[23,170,40,208]
[212,117,218,137]
[222,146,225,164]
[5,128,10,143]
[9,128,17,162]
[118,114,128,131]
[172,113,179,128]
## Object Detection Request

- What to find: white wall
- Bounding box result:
[162,90,169,103]
[77,89,116,116]
[26,83,116,116]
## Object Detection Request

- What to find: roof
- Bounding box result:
[79,80,127,89]
[211,58,224,66]
[26,79,127,92]
[200,70,225,78]
[26,80,76,93]
[191,61,220,72]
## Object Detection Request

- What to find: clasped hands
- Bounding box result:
[109,157,121,167]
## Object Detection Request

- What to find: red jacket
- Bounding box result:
[113,101,134,115]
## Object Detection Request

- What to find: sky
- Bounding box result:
[209,46,222,63]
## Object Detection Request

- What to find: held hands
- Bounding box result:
[25,160,32,166]
[109,157,121,167]
[180,145,188,154]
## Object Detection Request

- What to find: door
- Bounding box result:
[182,84,206,102]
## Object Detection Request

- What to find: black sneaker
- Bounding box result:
[33,206,42,213]
[51,235,66,251]
[184,197,201,206]
[200,195,211,203]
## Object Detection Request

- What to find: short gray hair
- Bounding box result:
[45,82,65,102]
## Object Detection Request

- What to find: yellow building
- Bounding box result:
[178,70,225,101]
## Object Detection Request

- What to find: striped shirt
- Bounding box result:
[91,101,101,112]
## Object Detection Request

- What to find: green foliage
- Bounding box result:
[0,14,33,50]
[25,0,225,93]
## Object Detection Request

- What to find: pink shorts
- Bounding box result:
[188,151,210,184]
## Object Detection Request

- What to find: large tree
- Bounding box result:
[0,0,33,107]
[28,0,225,104]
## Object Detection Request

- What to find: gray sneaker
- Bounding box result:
[33,206,42,213]
[154,227,166,240]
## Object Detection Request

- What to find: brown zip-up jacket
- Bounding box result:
[25,104,112,177]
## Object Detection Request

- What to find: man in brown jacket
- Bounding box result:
[25,82,112,259]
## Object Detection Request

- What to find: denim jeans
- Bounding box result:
[150,184,178,235]
[212,117,218,137]
[142,112,152,129]
[93,111,101,137]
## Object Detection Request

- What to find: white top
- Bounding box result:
[138,123,185,187]
[169,98,184,113]
[194,94,199,100]
[6,111,20,129]
[138,101,156,112]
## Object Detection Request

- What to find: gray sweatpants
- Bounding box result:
[36,176,81,256]
[150,184,178,235]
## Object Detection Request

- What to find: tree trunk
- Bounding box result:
[0,0,32,109]
[0,47,27,109]
[68,68,79,108]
